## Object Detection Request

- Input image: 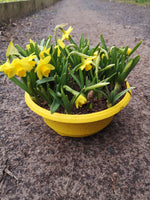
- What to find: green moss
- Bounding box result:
[0,0,27,3]
[101,0,150,6]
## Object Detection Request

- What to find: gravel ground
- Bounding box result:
[0,0,150,199]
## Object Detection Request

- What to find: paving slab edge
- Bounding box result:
[0,0,61,24]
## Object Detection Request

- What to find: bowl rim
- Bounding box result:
[25,80,131,123]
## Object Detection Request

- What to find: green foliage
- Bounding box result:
[0,24,142,114]
[103,0,150,6]
[0,0,26,3]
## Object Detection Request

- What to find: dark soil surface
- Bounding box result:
[40,83,126,114]
[0,0,150,199]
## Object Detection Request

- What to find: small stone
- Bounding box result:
[108,146,115,155]
[3,99,8,103]
[87,90,94,100]
[49,149,54,154]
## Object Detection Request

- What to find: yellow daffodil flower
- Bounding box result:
[40,47,51,59]
[26,39,35,50]
[0,61,16,78]
[93,51,105,65]
[63,85,87,109]
[58,39,65,48]
[126,48,132,55]
[54,45,61,57]
[35,56,55,79]
[12,59,26,77]
[101,53,105,59]
[75,94,87,109]
[79,56,96,71]
[61,26,73,41]
[55,39,65,56]
[0,54,36,78]
[20,54,36,71]
[11,55,36,77]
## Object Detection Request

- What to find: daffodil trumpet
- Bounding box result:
[63,85,87,109]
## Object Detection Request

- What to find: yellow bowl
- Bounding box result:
[25,81,131,137]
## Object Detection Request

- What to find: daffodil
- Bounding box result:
[63,85,87,109]
[10,55,36,77]
[26,39,35,50]
[20,54,36,71]
[0,61,15,78]
[55,39,65,56]
[0,24,142,115]
[61,26,73,41]
[101,53,105,59]
[58,39,65,48]
[54,45,60,57]
[35,56,55,79]
[79,56,96,71]
[11,59,26,77]
[40,47,51,59]
[126,48,132,55]
[0,54,36,78]
[75,94,87,109]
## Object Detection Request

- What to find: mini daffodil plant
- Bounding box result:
[0,24,142,114]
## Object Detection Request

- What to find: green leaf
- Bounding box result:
[82,46,89,54]
[61,87,70,113]
[69,35,78,48]
[30,43,35,53]
[119,54,126,72]
[47,87,60,102]
[72,63,82,72]
[119,56,140,83]
[88,44,100,56]
[79,69,84,88]
[34,43,40,58]
[100,48,109,60]
[128,40,142,57]
[100,64,115,72]
[84,82,109,92]
[45,36,52,49]
[94,89,107,98]
[39,38,45,47]
[70,91,81,108]
[60,73,67,86]
[36,87,50,104]
[68,69,82,88]
[36,77,54,86]
[85,76,90,87]
[110,46,118,65]
[132,55,140,68]
[100,34,108,51]
[122,58,133,73]
[105,85,111,97]
[103,72,117,82]
[50,99,60,114]
[112,87,135,105]
[10,76,30,94]
[120,46,128,60]
[59,46,67,57]
[15,44,27,57]
[0,60,5,64]
[79,33,84,48]
[61,60,68,74]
